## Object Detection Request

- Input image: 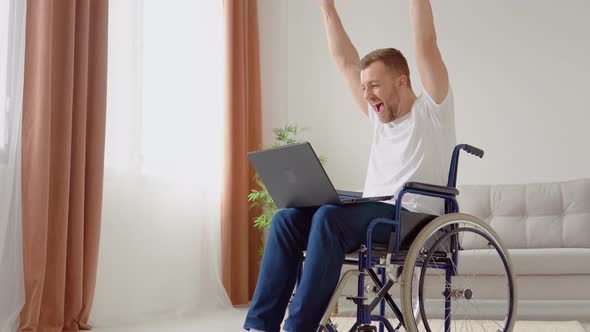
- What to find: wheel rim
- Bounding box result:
[418,227,515,332]
[401,213,517,332]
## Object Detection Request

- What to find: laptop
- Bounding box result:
[247,142,394,208]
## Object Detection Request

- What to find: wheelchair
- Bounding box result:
[298,144,517,332]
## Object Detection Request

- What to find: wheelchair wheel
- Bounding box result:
[400,213,517,332]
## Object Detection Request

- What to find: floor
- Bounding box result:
[91,308,589,332]
[92,308,248,331]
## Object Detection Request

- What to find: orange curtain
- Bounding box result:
[221,0,263,305]
[20,0,108,331]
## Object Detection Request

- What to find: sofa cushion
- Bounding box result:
[458,179,590,249]
[458,248,590,275]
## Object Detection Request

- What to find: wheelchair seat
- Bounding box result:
[341,211,437,260]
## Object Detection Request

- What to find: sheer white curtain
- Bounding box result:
[90,0,231,326]
[0,0,25,331]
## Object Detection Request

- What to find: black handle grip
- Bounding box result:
[463,144,484,158]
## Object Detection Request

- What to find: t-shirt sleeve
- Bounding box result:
[422,84,453,110]
[417,84,455,127]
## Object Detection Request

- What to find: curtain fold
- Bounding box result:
[20,1,108,331]
[221,0,263,305]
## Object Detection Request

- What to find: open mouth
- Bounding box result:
[374,103,384,113]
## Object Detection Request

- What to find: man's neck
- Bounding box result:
[397,91,418,118]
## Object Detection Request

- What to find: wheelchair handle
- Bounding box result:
[447,144,485,189]
[462,144,484,158]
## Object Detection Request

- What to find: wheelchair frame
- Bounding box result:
[294,144,513,332]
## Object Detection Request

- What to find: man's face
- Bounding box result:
[360,61,402,123]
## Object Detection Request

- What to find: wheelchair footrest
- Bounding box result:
[345,296,368,305]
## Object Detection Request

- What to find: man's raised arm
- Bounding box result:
[411,0,449,104]
[320,0,367,115]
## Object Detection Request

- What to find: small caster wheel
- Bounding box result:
[357,324,377,332]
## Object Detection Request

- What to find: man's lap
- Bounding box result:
[274,202,399,249]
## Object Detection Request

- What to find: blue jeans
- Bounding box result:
[243,202,399,332]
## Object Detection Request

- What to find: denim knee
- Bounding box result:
[310,205,346,240]
[312,204,341,226]
[269,208,299,234]
[267,208,310,254]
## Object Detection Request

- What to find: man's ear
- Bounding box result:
[398,75,409,88]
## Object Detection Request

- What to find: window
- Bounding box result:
[0,0,24,162]
[0,0,9,159]
[105,1,224,178]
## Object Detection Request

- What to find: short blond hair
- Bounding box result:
[360,48,411,88]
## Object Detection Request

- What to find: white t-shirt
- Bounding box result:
[363,87,456,215]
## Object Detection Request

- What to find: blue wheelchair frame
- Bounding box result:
[298,144,484,332]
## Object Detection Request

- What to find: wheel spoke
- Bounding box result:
[403,215,515,332]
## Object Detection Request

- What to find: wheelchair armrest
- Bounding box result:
[404,181,459,196]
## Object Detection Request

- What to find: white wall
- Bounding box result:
[258,0,590,189]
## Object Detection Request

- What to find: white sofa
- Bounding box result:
[457,178,590,321]
[338,179,590,322]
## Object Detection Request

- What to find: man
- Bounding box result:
[244,0,455,331]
